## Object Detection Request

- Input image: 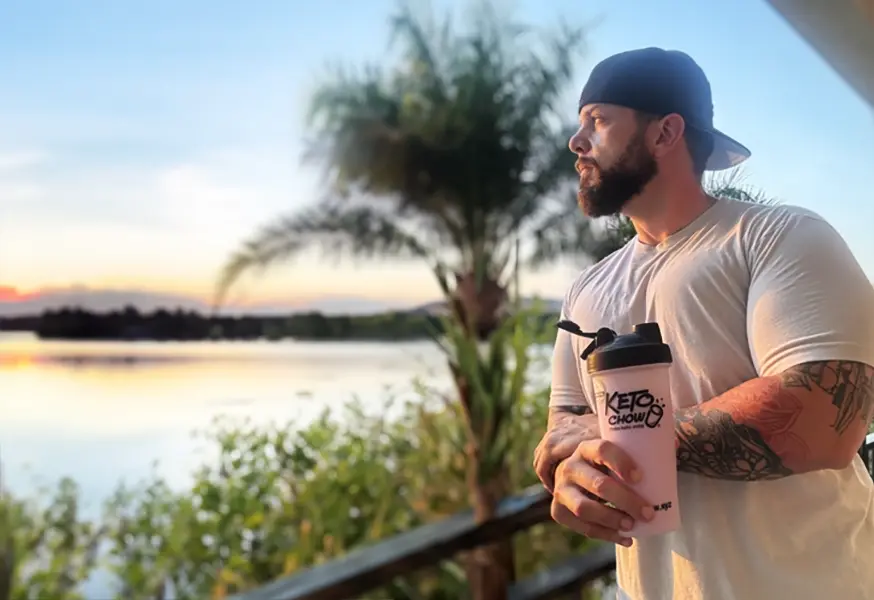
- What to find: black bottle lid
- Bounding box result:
[556,320,673,374]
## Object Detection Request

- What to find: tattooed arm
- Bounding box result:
[675,361,874,481]
[553,405,592,416]
[673,210,874,481]
[548,404,593,427]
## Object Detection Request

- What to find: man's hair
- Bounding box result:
[635,111,713,177]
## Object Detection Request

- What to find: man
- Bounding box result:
[533,47,874,599]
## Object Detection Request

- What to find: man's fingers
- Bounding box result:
[577,439,641,485]
[558,451,654,523]
[552,481,636,533]
[533,457,556,492]
[533,436,581,490]
[550,499,633,547]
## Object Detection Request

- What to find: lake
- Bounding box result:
[0,332,453,511]
[0,331,558,598]
[0,332,461,596]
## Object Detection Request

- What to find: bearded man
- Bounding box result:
[533,47,874,600]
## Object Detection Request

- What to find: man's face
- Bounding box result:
[568,104,658,217]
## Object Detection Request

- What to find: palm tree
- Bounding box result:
[215,2,600,329]
[215,3,598,598]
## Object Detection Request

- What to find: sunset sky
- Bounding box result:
[2,0,873,308]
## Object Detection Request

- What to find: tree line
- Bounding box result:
[0,306,561,342]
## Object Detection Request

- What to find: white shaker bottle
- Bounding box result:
[559,320,680,537]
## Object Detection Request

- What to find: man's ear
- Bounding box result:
[651,113,686,159]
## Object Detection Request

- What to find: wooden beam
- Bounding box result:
[508,543,616,600]
[229,486,552,600]
[764,0,874,107]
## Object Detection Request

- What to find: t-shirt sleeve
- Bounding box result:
[746,208,874,376]
[549,280,589,408]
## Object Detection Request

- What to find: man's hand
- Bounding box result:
[533,405,599,492]
[535,405,654,545]
[550,439,654,547]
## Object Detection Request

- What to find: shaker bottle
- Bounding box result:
[557,320,679,537]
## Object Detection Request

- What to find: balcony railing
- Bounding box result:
[231,432,874,600]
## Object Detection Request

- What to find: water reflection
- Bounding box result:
[0,332,555,598]
[0,333,450,509]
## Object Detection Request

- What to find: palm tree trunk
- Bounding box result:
[454,371,516,600]
[463,459,515,600]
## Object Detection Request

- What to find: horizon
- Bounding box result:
[0,284,436,316]
[2,0,873,305]
[0,285,563,318]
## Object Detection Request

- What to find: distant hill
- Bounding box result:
[0,287,207,317]
[409,297,563,316]
[0,286,561,318]
[0,287,411,317]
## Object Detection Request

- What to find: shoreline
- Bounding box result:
[0,306,561,343]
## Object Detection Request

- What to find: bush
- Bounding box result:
[1,382,603,600]
[0,478,103,600]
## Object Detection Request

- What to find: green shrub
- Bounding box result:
[1,382,601,599]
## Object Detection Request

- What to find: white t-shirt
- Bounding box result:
[549,197,874,600]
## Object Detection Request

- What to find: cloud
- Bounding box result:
[0,150,48,204]
[0,142,313,227]
[0,180,42,204]
[0,151,47,171]
[0,143,574,303]
[153,164,272,232]
[0,144,325,292]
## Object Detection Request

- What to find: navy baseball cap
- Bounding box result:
[578,47,750,171]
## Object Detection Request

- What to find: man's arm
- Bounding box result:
[538,404,601,492]
[548,404,593,427]
[675,360,874,480]
[546,284,595,430]
[673,208,874,482]
[553,405,593,416]
[537,284,601,490]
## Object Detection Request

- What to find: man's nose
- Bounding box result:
[568,128,591,155]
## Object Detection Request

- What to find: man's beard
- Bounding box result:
[577,133,658,218]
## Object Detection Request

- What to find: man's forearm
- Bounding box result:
[674,360,874,481]
[551,405,593,418]
[674,389,794,481]
[548,404,594,429]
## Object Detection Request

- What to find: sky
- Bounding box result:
[1,0,873,309]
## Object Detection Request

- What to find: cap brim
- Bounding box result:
[704,129,751,171]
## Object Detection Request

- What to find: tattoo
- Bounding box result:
[552,404,593,416]
[675,362,874,480]
[675,408,793,481]
[674,376,805,480]
[781,360,874,435]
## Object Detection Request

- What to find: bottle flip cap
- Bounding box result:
[556,320,673,374]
